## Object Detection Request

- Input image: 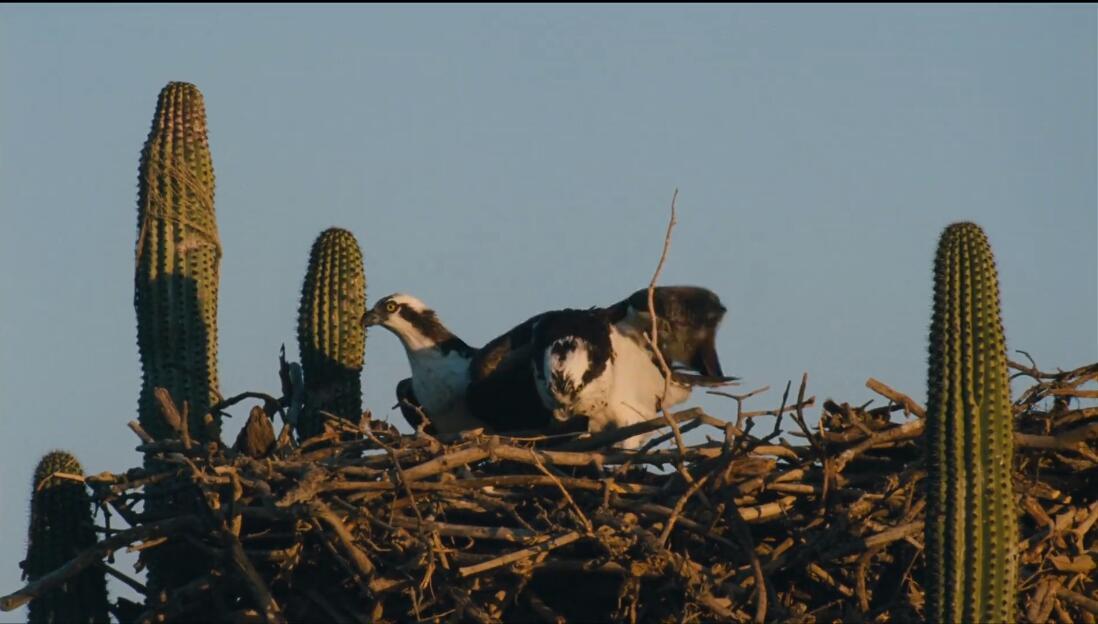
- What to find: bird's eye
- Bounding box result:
[385,302,398,313]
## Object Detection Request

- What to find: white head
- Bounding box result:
[528,309,614,420]
[538,337,594,412]
[362,293,467,353]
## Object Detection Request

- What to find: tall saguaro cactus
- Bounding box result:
[297,227,366,439]
[24,452,109,624]
[924,222,1018,624]
[133,82,221,597]
[135,81,222,443]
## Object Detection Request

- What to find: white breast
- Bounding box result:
[599,327,692,449]
[405,348,480,434]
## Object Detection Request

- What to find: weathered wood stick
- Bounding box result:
[127,420,156,445]
[865,378,926,418]
[389,516,538,543]
[98,561,147,595]
[310,501,375,576]
[556,408,708,452]
[1015,422,1098,450]
[1048,388,1098,398]
[832,419,925,473]
[325,475,650,496]
[862,521,924,550]
[696,592,737,621]
[457,475,657,495]
[1054,406,1098,428]
[1056,585,1098,616]
[225,531,287,624]
[610,500,738,549]
[706,394,817,420]
[400,446,490,482]
[458,531,582,577]
[494,440,793,469]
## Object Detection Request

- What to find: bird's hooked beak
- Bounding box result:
[362,309,383,327]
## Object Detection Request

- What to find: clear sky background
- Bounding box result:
[2,4,1095,618]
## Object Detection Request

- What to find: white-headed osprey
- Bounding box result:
[364,293,576,436]
[361,294,486,435]
[467,286,735,447]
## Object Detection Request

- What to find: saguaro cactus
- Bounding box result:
[24,451,108,624]
[296,227,366,439]
[133,81,221,597]
[135,81,222,443]
[924,222,1018,623]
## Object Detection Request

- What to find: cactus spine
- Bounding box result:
[135,81,222,443]
[24,452,108,624]
[297,228,366,439]
[924,222,1017,623]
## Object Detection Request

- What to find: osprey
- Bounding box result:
[468,286,735,447]
[361,294,486,435]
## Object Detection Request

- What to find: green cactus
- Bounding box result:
[296,227,366,439]
[133,81,221,598]
[134,81,222,443]
[924,222,1018,624]
[24,451,108,624]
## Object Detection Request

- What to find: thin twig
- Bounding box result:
[645,189,691,464]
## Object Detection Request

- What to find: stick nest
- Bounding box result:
[6,361,1097,624]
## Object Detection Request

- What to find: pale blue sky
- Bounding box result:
[2,5,1095,617]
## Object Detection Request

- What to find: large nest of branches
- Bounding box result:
[4,361,1097,624]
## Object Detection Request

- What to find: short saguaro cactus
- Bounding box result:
[296,227,367,439]
[924,222,1018,624]
[24,451,109,624]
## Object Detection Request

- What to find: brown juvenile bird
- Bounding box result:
[234,406,275,458]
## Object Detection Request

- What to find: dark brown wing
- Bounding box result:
[395,377,434,434]
[469,313,544,380]
[466,353,556,433]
